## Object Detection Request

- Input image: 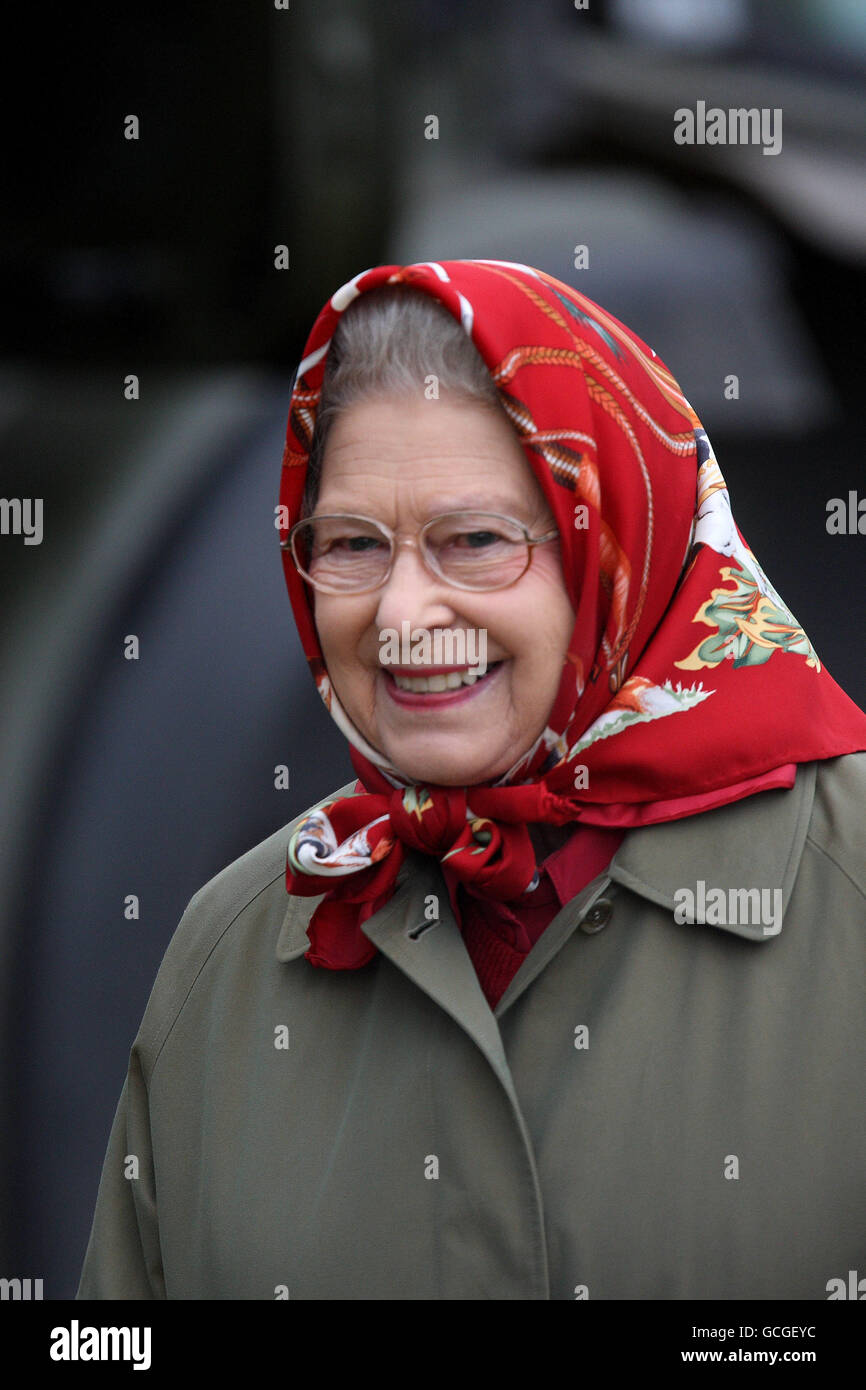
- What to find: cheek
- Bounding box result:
[313,600,348,671]
[537,559,577,650]
[314,599,374,679]
[532,543,573,598]
[507,598,574,712]
[511,579,575,662]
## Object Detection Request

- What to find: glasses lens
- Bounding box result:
[424,512,528,589]
[293,516,391,592]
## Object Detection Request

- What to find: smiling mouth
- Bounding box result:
[385,661,503,695]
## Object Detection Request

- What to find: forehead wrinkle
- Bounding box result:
[317,457,553,521]
[316,398,553,523]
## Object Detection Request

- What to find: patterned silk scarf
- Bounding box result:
[278,259,866,968]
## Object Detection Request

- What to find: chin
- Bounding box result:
[387,746,508,788]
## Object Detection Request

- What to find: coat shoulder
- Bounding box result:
[133,780,357,1079]
[806,752,866,901]
[183,778,356,918]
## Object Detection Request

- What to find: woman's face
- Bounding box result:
[312,394,576,786]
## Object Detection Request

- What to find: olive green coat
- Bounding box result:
[77,753,866,1300]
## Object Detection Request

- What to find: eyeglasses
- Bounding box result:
[281,510,560,595]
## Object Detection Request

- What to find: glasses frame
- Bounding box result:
[281,510,560,595]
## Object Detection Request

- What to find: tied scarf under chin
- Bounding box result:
[278,259,866,971]
[287,755,580,967]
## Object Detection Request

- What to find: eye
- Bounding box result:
[437,523,514,551]
[312,523,388,559]
[459,529,500,549]
[339,534,385,553]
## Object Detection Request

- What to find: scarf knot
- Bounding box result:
[387,786,468,855]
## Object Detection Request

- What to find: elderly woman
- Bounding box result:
[78,259,866,1300]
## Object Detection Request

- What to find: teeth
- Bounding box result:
[391,665,494,693]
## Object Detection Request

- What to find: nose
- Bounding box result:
[373,537,458,638]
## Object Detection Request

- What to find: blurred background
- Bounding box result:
[1,0,864,1297]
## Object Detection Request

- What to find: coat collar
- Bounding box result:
[275,764,816,1082]
[277,761,817,968]
[606,761,816,941]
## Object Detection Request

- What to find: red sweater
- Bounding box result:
[442,823,626,1010]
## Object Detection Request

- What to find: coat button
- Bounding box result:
[580,897,612,933]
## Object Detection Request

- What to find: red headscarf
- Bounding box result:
[278,259,866,968]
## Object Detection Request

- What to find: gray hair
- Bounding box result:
[301,284,503,517]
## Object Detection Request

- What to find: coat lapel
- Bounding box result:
[276,852,517,1092]
[359,857,521,1094]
